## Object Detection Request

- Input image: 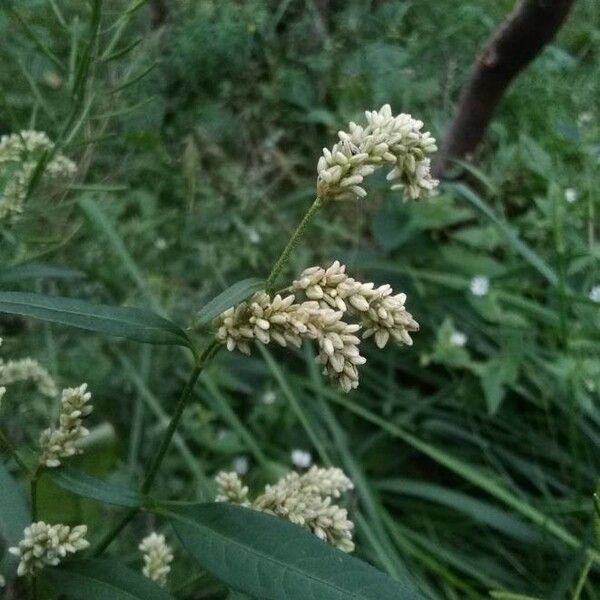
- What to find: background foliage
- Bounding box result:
[1,0,599,598]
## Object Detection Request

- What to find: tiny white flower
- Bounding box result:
[291,449,313,469]
[262,390,276,405]
[589,285,600,303]
[247,228,261,244]
[564,188,578,203]
[155,238,167,251]
[470,276,490,297]
[233,455,249,475]
[578,112,593,125]
[449,331,467,347]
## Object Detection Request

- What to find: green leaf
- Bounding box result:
[0,263,85,284]
[0,292,192,348]
[0,463,30,579]
[46,466,143,508]
[45,559,175,600]
[167,503,422,600]
[195,279,264,327]
[450,183,559,286]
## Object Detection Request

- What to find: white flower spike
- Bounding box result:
[9,522,89,576]
[39,384,93,468]
[139,533,173,587]
[317,104,438,202]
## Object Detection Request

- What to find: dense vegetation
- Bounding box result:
[1,1,599,598]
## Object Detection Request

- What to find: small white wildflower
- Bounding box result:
[0,130,76,220]
[449,331,467,347]
[39,384,93,468]
[317,104,438,202]
[589,285,600,303]
[470,276,490,297]
[291,449,313,469]
[155,238,167,251]
[578,112,593,125]
[215,471,250,505]
[564,188,578,203]
[9,522,89,576]
[233,455,249,476]
[261,390,276,405]
[139,533,173,587]
[247,228,261,244]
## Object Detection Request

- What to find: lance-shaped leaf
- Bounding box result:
[195,279,264,327]
[0,292,192,348]
[46,467,143,508]
[45,559,175,600]
[167,502,422,600]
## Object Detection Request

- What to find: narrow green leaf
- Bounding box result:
[377,478,538,543]
[78,196,158,311]
[46,467,143,508]
[0,292,192,348]
[46,559,175,600]
[195,279,264,327]
[0,464,30,579]
[0,263,85,284]
[167,503,423,600]
[450,183,558,286]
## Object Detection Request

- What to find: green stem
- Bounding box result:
[92,340,219,556]
[30,465,42,521]
[571,556,592,600]
[265,196,323,292]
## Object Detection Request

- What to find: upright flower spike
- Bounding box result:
[0,130,76,220]
[9,522,89,576]
[317,104,438,202]
[139,533,174,587]
[39,384,93,468]
[215,471,251,505]
[215,466,356,553]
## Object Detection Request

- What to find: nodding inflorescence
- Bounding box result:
[316,104,438,202]
[216,466,355,552]
[215,261,418,392]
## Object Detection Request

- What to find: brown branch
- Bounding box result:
[434,0,576,178]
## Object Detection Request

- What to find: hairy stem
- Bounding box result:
[266,196,323,292]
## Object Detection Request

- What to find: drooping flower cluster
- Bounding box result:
[9,522,89,576]
[214,261,418,392]
[216,466,355,552]
[317,104,438,202]
[139,533,174,587]
[215,291,365,391]
[39,384,92,467]
[0,338,58,398]
[293,261,419,349]
[0,130,76,220]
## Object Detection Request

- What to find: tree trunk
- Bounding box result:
[434,0,576,178]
